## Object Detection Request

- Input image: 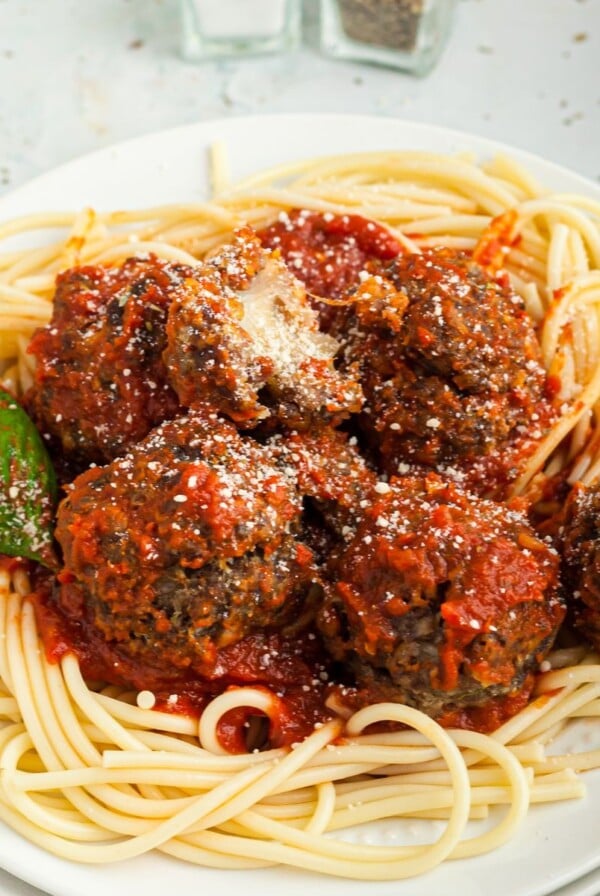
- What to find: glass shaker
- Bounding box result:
[318,0,456,76]
[180,0,301,61]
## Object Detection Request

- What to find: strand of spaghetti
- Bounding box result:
[94,692,198,737]
[536,663,600,690]
[580,449,600,485]
[158,835,272,869]
[0,313,49,331]
[399,213,491,236]
[569,227,590,276]
[532,751,600,773]
[15,602,176,832]
[546,222,571,292]
[506,246,549,281]
[183,719,343,831]
[283,153,521,212]
[0,244,66,284]
[552,193,600,220]
[513,359,600,494]
[353,723,546,756]
[299,181,480,211]
[0,696,18,715]
[5,592,65,771]
[334,766,532,795]
[102,745,288,771]
[482,155,546,200]
[514,682,600,743]
[0,212,82,241]
[9,766,245,792]
[225,188,449,222]
[61,653,150,752]
[571,699,600,716]
[89,241,202,266]
[302,782,336,835]
[415,236,475,250]
[0,284,51,307]
[0,729,113,841]
[209,141,230,197]
[97,203,240,227]
[568,410,593,462]
[57,208,98,271]
[514,199,600,266]
[11,759,273,862]
[198,687,275,754]
[444,729,529,858]
[373,740,546,777]
[541,272,600,365]
[277,187,466,219]
[270,762,397,795]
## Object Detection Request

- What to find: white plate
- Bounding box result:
[1,114,600,896]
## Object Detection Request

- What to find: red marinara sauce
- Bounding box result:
[30,574,330,752]
[259,209,403,327]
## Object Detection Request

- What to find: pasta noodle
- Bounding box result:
[0,148,600,879]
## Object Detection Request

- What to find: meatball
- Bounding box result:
[318,474,563,719]
[55,409,318,678]
[395,250,542,394]
[336,250,553,494]
[164,226,362,430]
[561,482,600,651]
[259,209,402,329]
[269,426,378,543]
[26,256,183,471]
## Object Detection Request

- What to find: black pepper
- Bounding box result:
[337,0,424,51]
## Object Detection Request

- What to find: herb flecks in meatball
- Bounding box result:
[318,474,563,720]
[26,256,184,471]
[55,410,318,678]
[164,227,362,431]
[561,482,600,651]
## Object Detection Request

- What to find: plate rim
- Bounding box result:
[1,113,600,215]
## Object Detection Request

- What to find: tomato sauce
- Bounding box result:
[30,575,330,751]
[259,209,402,327]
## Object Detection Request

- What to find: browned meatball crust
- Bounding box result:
[55,409,318,677]
[561,482,600,651]
[318,474,563,719]
[26,256,184,471]
[335,250,553,494]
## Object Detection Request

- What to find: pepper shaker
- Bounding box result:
[180,0,301,61]
[318,0,456,75]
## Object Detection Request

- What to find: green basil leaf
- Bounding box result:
[0,388,57,568]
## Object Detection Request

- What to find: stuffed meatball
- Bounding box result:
[164,226,362,430]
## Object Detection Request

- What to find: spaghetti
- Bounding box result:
[0,148,599,879]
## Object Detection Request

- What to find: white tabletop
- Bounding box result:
[0,1,599,893]
[0,0,599,197]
